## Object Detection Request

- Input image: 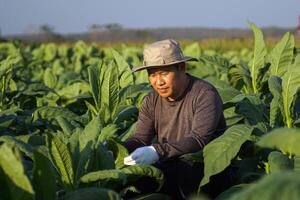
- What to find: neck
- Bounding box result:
[167,74,190,101]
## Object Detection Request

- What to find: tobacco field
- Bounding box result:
[1,22,300,200]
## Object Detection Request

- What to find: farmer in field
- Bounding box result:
[123,39,232,199]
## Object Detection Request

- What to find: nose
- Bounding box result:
[156,76,165,86]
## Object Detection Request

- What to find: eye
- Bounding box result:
[148,73,156,78]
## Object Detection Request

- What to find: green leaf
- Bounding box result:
[268,76,284,128]
[107,138,129,169]
[257,128,300,156]
[268,32,294,77]
[111,49,134,88]
[63,187,120,200]
[33,106,88,125]
[248,21,267,93]
[67,129,81,172]
[74,141,94,182]
[183,42,201,60]
[85,100,98,118]
[0,143,35,200]
[293,156,300,171]
[32,148,56,200]
[227,63,253,93]
[113,105,138,125]
[200,125,253,188]
[56,116,75,137]
[120,121,137,142]
[97,124,119,143]
[43,67,57,88]
[224,93,269,126]
[95,142,115,170]
[121,165,164,191]
[88,65,100,109]
[228,171,300,200]
[0,55,20,78]
[101,60,120,116]
[47,133,74,190]
[79,169,127,185]
[217,87,241,103]
[0,136,33,159]
[282,54,300,128]
[79,115,102,151]
[268,151,293,173]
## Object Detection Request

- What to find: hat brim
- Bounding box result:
[131,56,198,72]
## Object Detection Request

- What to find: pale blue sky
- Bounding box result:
[0,0,299,35]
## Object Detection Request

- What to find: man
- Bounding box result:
[123,39,228,199]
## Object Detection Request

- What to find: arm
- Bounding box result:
[124,95,156,153]
[152,89,225,160]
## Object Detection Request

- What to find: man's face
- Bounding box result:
[147,64,184,99]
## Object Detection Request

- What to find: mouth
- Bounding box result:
[157,88,169,93]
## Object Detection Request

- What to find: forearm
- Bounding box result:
[124,137,149,153]
[152,133,209,160]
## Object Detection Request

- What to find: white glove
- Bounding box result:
[124,146,159,165]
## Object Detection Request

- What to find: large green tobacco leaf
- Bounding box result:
[32,148,56,200]
[79,169,127,185]
[88,65,101,109]
[227,63,253,93]
[113,105,138,126]
[268,151,293,173]
[227,171,300,200]
[183,42,201,60]
[56,116,75,137]
[95,142,115,170]
[224,93,269,127]
[268,76,284,128]
[101,60,120,117]
[47,133,74,190]
[74,142,94,182]
[0,143,35,200]
[217,87,241,103]
[268,32,294,77]
[79,115,102,151]
[199,125,253,188]
[63,187,120,200]
[107,138,129,169]
[111,49,134,88]
[0,55,21,78]
[282,54,300,128]
[121,165,164,191]
[119,121,137,142]
[0,136,33,159]
[33,106,88,125]
[248,21,267,93]
[200,54,230,79]
[97,124,119,143]
[119,83,150,102]
[257,128,300,156]
[43,67,57,88]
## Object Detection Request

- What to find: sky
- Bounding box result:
[0,0,300,36]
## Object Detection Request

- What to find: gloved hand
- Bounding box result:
[124,146,159,165]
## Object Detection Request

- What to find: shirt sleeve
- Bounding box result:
[152,89,224,160]
[123,94,156,153]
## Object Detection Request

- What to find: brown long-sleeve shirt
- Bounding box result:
[124,75,227,161]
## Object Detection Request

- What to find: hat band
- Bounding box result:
[143,54,184,66]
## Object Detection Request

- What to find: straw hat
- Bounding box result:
[132,39,198,72]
